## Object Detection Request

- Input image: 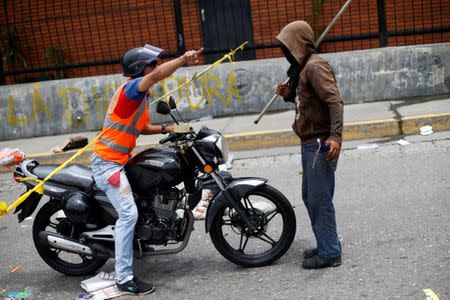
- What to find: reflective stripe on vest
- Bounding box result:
[103,95,147,136]
[100,85,148,152]
[98,137,130,154]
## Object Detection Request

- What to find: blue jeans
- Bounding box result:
[301,140,341,259]
[91,154,138,282]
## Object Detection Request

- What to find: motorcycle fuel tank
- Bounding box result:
[125,146,183,193]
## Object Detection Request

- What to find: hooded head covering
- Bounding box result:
[276,20,317,67]
[276,21,317,102]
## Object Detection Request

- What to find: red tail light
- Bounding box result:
[13,172,21,182]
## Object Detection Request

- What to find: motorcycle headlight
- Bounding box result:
[214,135,230,165]
[202,134,230,165]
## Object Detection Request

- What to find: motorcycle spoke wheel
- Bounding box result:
[210,184,296,267]
[220,195,283,255]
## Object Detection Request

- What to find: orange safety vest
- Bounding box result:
[93,83,149,165]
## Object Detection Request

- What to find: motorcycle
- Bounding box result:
[12,98,296,276]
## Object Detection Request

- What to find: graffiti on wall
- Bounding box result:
[5,72,242,127]
[158,72,241,110]
[8,82,116,126]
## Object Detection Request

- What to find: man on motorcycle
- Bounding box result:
[91,44,202,294]
[275,21,344,269]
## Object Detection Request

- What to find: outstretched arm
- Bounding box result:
[138,48,204,92]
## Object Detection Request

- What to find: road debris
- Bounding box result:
[193,189,213,220]
[396,139,411,146]
[0,148,25,167]
[89,286,127,300]
[73,293,92,300]
[4,290,30,299]
[80,272,116,293]
[419,125,433,136]
[10,266,20,273]
[51,136,88,153]
[79,272,130,300]
[423,288,440,300]
[357,143,378,150]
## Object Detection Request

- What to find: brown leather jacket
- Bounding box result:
[277,21,344,144]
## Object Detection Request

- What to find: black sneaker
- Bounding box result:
[302,254,342,269]
[117,277,155,295]
[303,248,318,259]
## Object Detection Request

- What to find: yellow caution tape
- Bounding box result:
[423,289,440,300]
[0,41,248,218]
[19,177,43,184]
[0,202,7,217]
[0,134,100,218]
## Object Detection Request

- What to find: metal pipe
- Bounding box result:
[314,0,354,48]
[253,78,289,124]
[254,0,353,125]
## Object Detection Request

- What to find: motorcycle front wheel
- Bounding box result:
[32,201,107,276]
[209,184,296,267]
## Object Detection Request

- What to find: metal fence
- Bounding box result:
[1,0,449,85]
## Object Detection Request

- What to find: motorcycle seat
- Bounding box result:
[32,164,95,191]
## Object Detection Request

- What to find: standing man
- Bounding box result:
[91,44,203,294]
[275,21,343,269]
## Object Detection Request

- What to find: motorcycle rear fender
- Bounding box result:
[13,191,43,223]
[205,177,267,233]
[14,177,68,223]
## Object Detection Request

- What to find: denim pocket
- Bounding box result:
[91,154,122,192]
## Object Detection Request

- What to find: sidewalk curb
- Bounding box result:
[1,113,449,172]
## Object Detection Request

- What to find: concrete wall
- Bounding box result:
[1,43,449,141]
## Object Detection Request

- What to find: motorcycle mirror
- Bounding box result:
[168,96,177,110]
[156,101,171,115]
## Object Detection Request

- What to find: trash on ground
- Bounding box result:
[419,125,433,136]
[80,272,128,300]
[80,272,116,293]
[24,217,33,221]
[5,290,30,299]
[0,148,25,167]
[51,136,88,153]
[396,139,411,146]
[73,293,92,300]
[193,189,213,220]
[10,266,20,273]
[357,144,378,150]
[89,285,128,300]
[219,154,234,171]
[193,206,207,220]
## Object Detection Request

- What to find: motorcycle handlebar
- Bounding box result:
[159,133,179,144]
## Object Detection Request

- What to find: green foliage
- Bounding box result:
[0,25,27,70]
[308,0,328,36]
[44,45,67,79]
[312,0,328,19]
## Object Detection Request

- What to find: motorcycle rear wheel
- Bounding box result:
[209,184,296,267]
[32,201,108,276]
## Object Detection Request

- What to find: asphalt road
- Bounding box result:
[0,132,449,300]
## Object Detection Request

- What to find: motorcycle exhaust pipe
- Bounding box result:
[38,231,110,259]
